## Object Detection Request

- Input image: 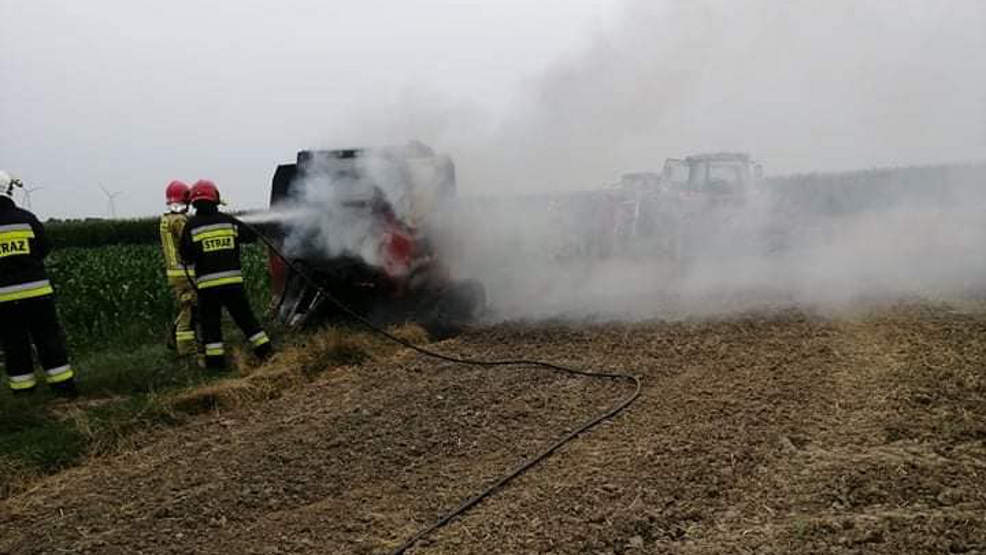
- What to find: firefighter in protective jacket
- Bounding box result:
[159,180,198,355]
[0,171,77,396]
[179,180,272,370]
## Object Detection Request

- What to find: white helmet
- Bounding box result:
[0,171,23,198]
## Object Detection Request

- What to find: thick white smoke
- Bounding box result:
[241,145,454,277]
[342,0,985,190]
[241,155,401,270]
[274,0,986,321]
[437,163,986,321]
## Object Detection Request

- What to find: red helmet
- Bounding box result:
[189,180,220,204]
[165,180,189,204]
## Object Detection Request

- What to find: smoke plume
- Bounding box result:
[274,0,986,321]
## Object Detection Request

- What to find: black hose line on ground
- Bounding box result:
[234,217,642,554]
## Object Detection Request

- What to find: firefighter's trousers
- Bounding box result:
[168,277,198,356]
[0,295,74,392]
[198,284,271,370]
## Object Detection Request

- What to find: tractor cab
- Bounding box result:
[663,152,762,196]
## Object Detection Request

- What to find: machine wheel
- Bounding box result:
[423,280,486,339]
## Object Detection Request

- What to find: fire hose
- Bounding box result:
[235,217,642,554]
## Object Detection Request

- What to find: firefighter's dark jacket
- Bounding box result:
[0,196,54,302]
[179,206,257,289]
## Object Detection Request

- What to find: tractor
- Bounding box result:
[611,152,767,261]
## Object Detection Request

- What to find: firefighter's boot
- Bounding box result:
[249,331,273,362]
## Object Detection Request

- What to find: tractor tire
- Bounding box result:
[423,279,486,339]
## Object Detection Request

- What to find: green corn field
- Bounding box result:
[43,224,271,353]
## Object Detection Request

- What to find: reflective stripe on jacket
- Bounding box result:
[160,213,196,280]
[0,197,53,302]
[196,270,244,289]
[0,223,35,243]
[179,209,255,290]
[0,280,54,302]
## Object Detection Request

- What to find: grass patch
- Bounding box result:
[0,402,86,497]
[0,322,430,498]
[75,343,205,396]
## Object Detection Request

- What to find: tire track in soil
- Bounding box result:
[1,306,985,554]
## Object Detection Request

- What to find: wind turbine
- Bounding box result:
[99,184,124,218]
[20,186,44,210]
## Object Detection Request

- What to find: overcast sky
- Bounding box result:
[3,0,984,219]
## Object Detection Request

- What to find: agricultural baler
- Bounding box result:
[264,142,485,336]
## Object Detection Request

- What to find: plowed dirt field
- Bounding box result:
[2,303,985,554]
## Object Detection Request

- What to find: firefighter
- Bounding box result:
[179,180,272,371]
[159,180,198,356]
[0,171,77,396]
